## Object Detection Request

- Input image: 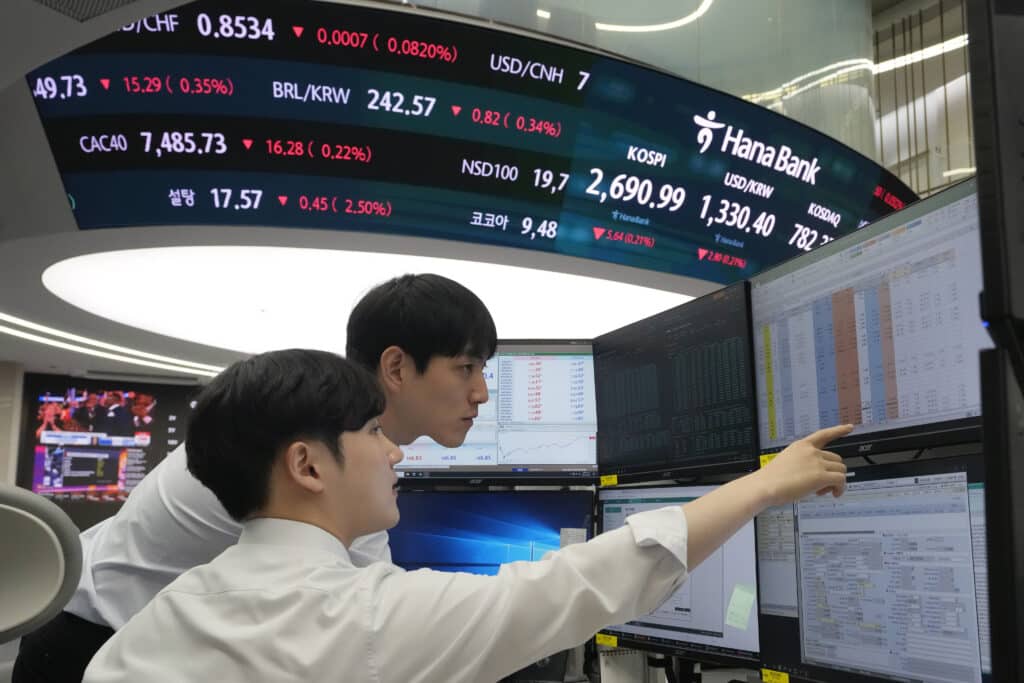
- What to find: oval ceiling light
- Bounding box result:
[42,246,694,355]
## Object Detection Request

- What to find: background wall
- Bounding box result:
[873,0,973,196]
[0,362,25,486]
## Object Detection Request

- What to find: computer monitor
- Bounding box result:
[396,340,597,483]
[750,179,991,457]
[389,490,594,574]
[596,484,759,667]
[593,281,758,481]
[979,348,1024,683]
[965,3,1024,372]
[16,373,198,530]
[966,10,1024,680]
[757,455,990,683]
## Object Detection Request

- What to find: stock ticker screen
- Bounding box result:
[593,282,758,479]
[756,456,991,683]
[397,341,597,482]
[27,0,916,283]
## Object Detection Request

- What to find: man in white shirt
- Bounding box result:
[82,348,850,683]
[14,274,497,683]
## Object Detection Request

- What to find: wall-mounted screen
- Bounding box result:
[397,340,596,483]
[16,372,197,529]
[751,179,990,457]
[757,455,990,683]
[594,282,758,480]
[598,484,759,667]
[389,490,594,575]
[27,0,915,284]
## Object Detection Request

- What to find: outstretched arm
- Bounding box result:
[683,424,852,569]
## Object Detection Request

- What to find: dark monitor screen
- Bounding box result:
[389,490,594,574]
[26,0,915,285]
[965,2,1024,345]
[597,484,759,666]
[593,281,758,480]
[396,340,597,483]
[16,372,197,530]
[750,179,991,457]
[757,455,991,683]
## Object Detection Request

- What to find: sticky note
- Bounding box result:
[600,474,619,487]
[559,527,587,547]
[595,633,618,647]
[759,453,779,468]
[725,583,756,630]
[761,669,790,683]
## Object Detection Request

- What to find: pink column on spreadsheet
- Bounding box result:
[878,280,900,420]
[832,288,862,425]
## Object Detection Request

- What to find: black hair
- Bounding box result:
[346,273,498,374]
[185,349,385,521]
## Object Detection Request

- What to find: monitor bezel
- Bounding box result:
[596,482,761,668]
[394,339,599,486]
[593,281,761,483]
[755,452,988,683]
[749,178,985,459]
[980,348,1024,683]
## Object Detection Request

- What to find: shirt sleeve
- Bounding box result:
[358,505,688,683]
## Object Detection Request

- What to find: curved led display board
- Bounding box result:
[27,0,916,284]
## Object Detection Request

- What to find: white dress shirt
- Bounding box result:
[83,506,689,683]
[66,444,390,629]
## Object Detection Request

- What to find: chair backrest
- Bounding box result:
[0,484,81,643]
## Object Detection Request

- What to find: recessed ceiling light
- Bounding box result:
[0,311,223,372]
[0,323,220,377]
[595,0,713,32]
[42,247,694,355]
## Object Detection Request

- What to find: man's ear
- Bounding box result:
[281,441,326,494]
[378,345,409,393]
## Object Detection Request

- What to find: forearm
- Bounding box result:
[681,472,771,570]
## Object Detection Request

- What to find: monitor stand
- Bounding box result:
[646,655,699,683]
[647,656,756,683]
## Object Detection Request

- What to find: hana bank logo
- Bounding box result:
[694,110,726,154]
[692,109,822,185]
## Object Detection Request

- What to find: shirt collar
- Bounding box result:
[239,517,352,563]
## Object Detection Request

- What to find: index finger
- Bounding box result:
[803,424,854,448]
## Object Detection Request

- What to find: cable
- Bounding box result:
[646,656,680,683]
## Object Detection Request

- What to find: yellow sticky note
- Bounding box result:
[761,669,790,683]
[600,474,619,487]
[759,453,779,468]
[595,633,618,647]
[725,583,756,630]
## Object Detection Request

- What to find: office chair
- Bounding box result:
[0,483,81,644]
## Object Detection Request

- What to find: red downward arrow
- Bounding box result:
[292,25,304,38]
[592,227,606,240]
[697,248,708,260]
[241,139,253,150]
[450,105,462,116]
[99,78,110,90]
[277,195,289,206]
